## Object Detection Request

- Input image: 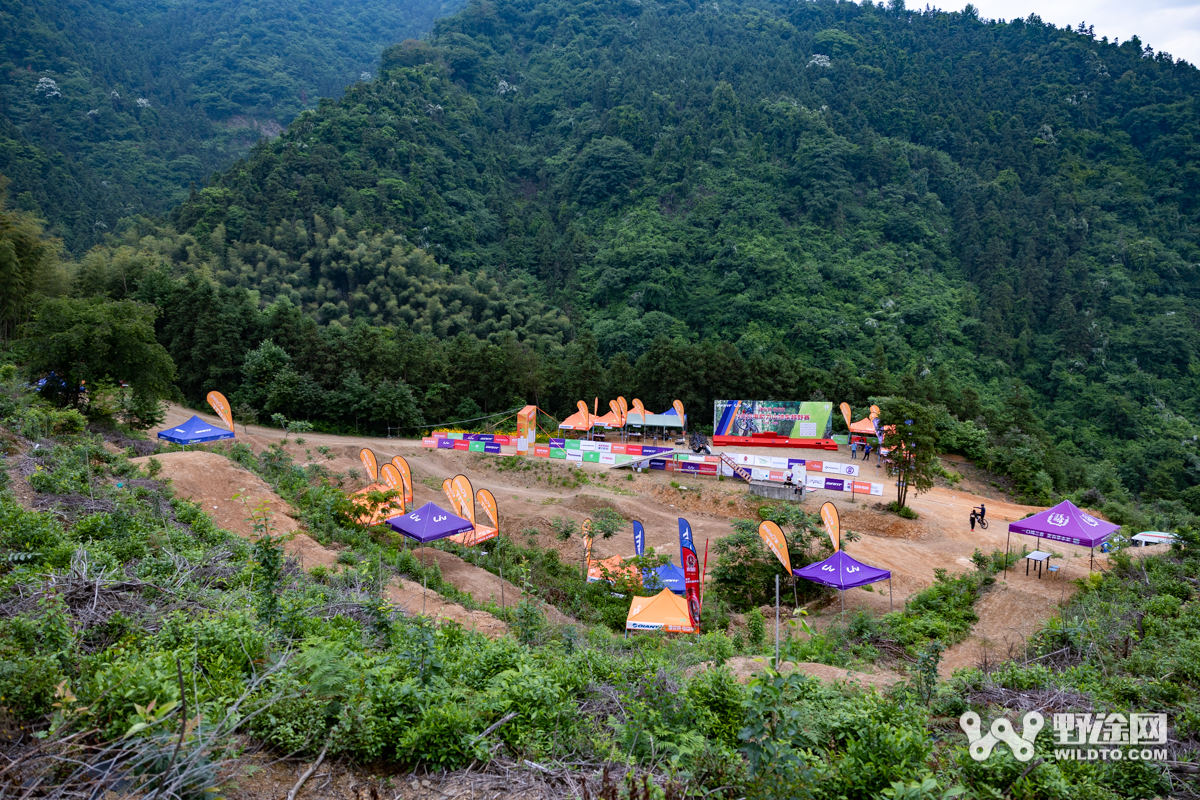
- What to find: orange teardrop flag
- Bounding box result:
[618,396,628,420]
[609,399,622,423]
[452,475,475,527]
[869,405,881,420]
[380,463,401,490]
[476,488,498,527]
[631,398,646,422]
[442,478,456,513]
[359,449,379,482]
[672,399,685,428]
[839,402,853,429]
[391,456,413,509]
[206,391,235,433]
[757,521,792,573]
[820,501,841,552]
[577,400,591,428]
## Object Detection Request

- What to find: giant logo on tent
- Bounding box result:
[1048,513,1069,527]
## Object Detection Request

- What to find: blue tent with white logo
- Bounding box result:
[645,561,686,594]
[157,415,235,445]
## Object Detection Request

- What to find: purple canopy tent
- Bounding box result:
[793,550,893,612]
[387,502,474,544]
[1004,500,1120,574]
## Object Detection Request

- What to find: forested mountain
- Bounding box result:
[11,0,1200,522]
[0,0,462,251]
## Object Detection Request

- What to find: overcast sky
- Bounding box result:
[938,0,1200,67]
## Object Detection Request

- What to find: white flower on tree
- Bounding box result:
[497,80,519,95]
[360,71,373,82]
[136,98,150,108]
[35,77,61,98]
[808,54,831,67]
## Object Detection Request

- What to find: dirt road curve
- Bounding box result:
[154,404,1111,672]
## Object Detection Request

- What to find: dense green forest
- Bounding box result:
[7,0,1200,524]
[0,0,462,251]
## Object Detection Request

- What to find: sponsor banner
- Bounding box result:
[825,478,845,492]
[516,438,528,452]
[597,442,612,453]
[649,459,667,470]
[600,453,616,465]
[679,518,701,630]
[615,454,632,464]
[534,445,551,457]
[788,458,807,469]
[698,463,718,476]
[549,438,565,447]
[771,457,789,470]
[823,461,859,477]
[454,440,470,450]
[206,391,235,433]
[731,453,753,465]
[713,399,833,439]
[852,481,873,494]
[758,520,792,572]
[769,470,785,482]
[678,462,701,474]
[752,468,770,481]
[565,439,581,451]
[583,452,600,462]
[611,443,627,455]
[567,450,583,462]
[806,461,824,472]
[433,430,449,436]
[437,438,454,449]
[494,435,511,445]
[754,456,773,468]
[550,448,567,459]
[449,432,464,440]
[469,441,486,452]
[423,437,438,447]
[580,440,599,452]
[626,445,643,456]
[806,474,826,489]
[870,483,884,496]
[484,442,501,454]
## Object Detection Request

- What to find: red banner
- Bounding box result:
[534,445,550,457]
[679,518,702,631]
[806,460,823,472]
[626,445,643,456]
[453,440,469,450]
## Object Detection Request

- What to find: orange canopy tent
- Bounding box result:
[625,588,697,634]
[558,409,592,430]
[352,484,404,526]
[587,555,639,584]
[593,410,624,429]
[848,416,878,436]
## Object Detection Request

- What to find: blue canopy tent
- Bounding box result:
[645,561,686,594]
[157,415,235,446]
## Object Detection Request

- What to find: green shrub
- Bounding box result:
[397,702,483,768]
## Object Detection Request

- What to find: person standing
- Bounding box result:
[863,443,872,462]
[969,510,977,531]
[850,441,858,460]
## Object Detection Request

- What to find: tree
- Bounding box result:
[878,397,940,510]
[23,298,175,414]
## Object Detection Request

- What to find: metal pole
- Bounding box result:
[889,577,893,612]
[840,589,844,613]
[1004,530,1011,577]
[775,574,780,669]
[422,575,427,615]
[500,565,505,612]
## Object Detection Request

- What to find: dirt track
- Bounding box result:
[153,405,1112,671]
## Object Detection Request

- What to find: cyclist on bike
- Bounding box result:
[975,503,986,521]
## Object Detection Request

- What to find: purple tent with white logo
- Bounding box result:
[1005,499,1120,573]
[793,550,893,612]
[387,501,474,544]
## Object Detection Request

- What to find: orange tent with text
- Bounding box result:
[625,588,697,633]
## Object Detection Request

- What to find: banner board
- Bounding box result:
[713,400,833,439]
